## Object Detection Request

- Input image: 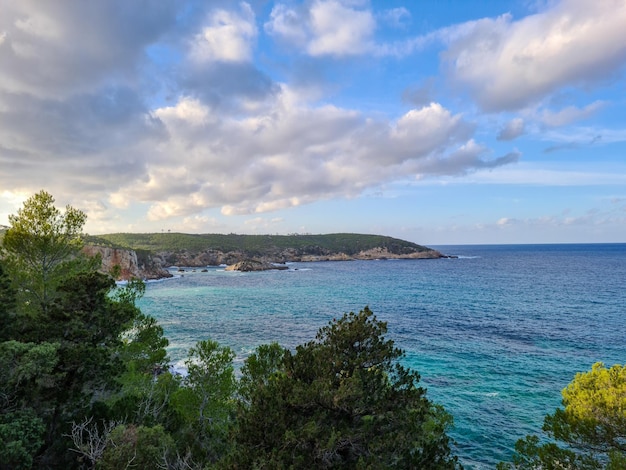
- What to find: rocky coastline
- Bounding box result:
[85,244,450,279]
[82,245,173,280]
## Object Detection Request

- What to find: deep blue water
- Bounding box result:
[137,243,626,468]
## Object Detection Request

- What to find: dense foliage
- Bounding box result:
[228,308,460,469]
[86,231,433,256]
[498,362,626,469]
[0,193,168,468]
[1,190,98,316]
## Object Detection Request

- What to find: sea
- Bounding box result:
[136,243,626,469]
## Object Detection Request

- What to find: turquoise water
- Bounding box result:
[137,244,626,468]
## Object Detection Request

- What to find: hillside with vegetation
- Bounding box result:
[83,232,445,273]
[87,232,438,258]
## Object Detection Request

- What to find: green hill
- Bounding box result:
[86,232,435,257]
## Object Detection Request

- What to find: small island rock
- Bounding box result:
[225,259,289,272]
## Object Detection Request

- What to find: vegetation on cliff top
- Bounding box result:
[86,232,435,257]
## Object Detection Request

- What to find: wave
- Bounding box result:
[148,275,181,283]
[116,275,181,287]
[170,361,188,377]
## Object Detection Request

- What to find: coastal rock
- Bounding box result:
[224,259,289,272]
[356,247,443,260]
[82,245,172,280]
[151,250,247,268]
[299,253,354,262]
[144,246,444,273]
[298,248,443,262]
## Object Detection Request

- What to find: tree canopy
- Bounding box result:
[228,307,461,469]
[1,190,94,316]
[0,192,169,468]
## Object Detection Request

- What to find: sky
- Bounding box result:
[1,0,625,245]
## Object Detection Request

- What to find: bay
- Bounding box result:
[137,243,626,468]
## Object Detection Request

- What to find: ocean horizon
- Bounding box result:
[137,243,626,468]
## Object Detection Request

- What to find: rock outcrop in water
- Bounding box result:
[224,260,289,272]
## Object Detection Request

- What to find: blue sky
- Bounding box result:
[1,0,625,244]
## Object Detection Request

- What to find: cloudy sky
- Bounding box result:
[1,0,625,244]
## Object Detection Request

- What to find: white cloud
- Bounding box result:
[387,103,474,164]
[0,190,28,225]
[14,11,61,40]
[402,78,437,107]
[0,0,178,98]
[5,0,619,242]
[108,192,130,209]
[495,208,626,231]
[264,4,308,46]
[540,101,605,127]
[497,118,525,140]
[190,2,257,63]
[155,97,213,126]
[178,215,221,232]
[437,162,626,186]
[266,0,375,57]
[308,0,375,56]
[0,1,174,211]
[380,7,411,28]
[441,0,626,111]
[108,92,514,220]
[541,126,626,145]
[415,141,520,177]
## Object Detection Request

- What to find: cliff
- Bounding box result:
[85,233,447,279]
[82,245,172,281]
[224,260,289,272]
[148,245,444,268]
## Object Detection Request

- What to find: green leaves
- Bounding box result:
[0,191,176,468]
[2,190,93,316]
[0,261,16,335]
[229,307,459,469]
[119,313,169,375]
[0,340,59,394]
[171,340,237,464]
[561,363,626,445]
[238,342,286,403]
[0,410,45,470]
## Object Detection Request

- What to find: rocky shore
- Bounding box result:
[224,260,289,272]
[85,244,448,280]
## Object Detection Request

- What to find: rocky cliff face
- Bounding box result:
[150,250,248,268]
[150,246,444,267]
[224,260,289,272]
[82,245,172,280]
[82,243,445,280]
